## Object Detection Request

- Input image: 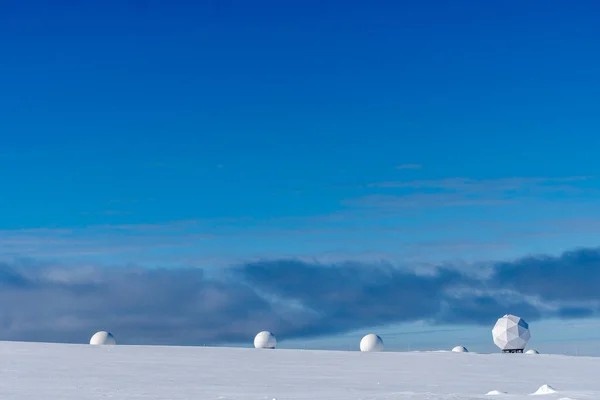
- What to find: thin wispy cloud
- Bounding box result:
[79,210,133,216]
[0,246,599,345]
[0,174,597,267]
[0,224,510,266]
[343,193,514,208]
[396,164,422,170]
[367,176,593,190]
[3,212,600,266]
[351,176,598,209]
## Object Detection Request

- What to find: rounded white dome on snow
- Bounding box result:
[254,331,276,349]
[452,345,468,353]
[526,349,539,354]
[90,331,116,345]
[360,333,383,352]
[492,314,530,352]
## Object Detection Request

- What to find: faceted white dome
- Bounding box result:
[360,333,383,352]
[452,345,468,353]
[90,331,116,345]
[254,331,276,349]
[492,314,530,351]
[526,349,539,354]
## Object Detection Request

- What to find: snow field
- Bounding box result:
[0,341,598,399]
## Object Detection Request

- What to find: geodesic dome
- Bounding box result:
[360,333,383,352]
[526,349,539,355]
[254,331,276,349]
[90,331,116,345]
[492,314,530,351]
[452,345,468,353]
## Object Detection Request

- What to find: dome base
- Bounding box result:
[502,349,524,353]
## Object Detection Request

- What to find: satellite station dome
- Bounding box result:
[452,345,468,353]
[254,331,276,349]
[360,333,384,352]
[90,331,116,345]
[492,314,530,353]
[526,349,539,355]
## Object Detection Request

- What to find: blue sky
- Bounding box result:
[1,0,600,353]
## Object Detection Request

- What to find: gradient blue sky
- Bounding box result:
[1,0,600,353]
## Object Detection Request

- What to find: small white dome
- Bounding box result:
[254,331,276,349]
[452,345,468,353]
[360,333,383,352]
[90,331,116,345]
[526,349,539,354]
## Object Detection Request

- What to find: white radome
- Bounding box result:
[452,345,468,353]
[360,334,384,352]
[492,314,530,351]
[90,331,116,345]
[254,331,276,349]
[526,349,540,354]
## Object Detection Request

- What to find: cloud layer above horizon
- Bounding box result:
[0,246,599,346]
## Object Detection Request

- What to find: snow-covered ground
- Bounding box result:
[0,341,598,399]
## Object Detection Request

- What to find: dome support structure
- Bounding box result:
[502,348,524,354]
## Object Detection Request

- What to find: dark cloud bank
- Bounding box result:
[1,247,599,345]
